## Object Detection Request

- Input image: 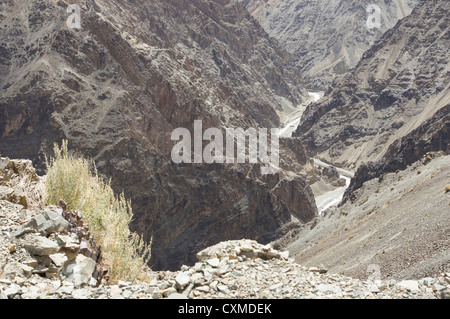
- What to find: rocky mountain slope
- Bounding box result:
[0,0,317,271]
[279,153,450,282]
[1,160,448,299]
[271,0,450,284]
[240,0,417,89]
[344,104,450,203]
[294,0,450,170]
[1,0,449,299]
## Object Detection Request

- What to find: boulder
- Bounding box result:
[62,254,96,287]
[55,234,80,252]
[109,285,123,299]
[9,159,39,181]
[24,236,60,256]
[10,227,34,238]
[4,284,21,298]
[175,272,191,290]
[0,289,7,300]
[20,264,34,278]
[24,208,69,236]
[397,280,419,292]
[206,258,220,268]
[49,253,68,267]
[151,289,163,299]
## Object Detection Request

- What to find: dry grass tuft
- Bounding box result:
[445,184,450,193]
[44,140,151,283]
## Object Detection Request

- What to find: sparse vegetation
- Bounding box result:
[445,184,450,193]
[358,196,369,206]
[431,169,441,178]
[44,140,151,283]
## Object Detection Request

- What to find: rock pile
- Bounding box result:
[0,157,108,292]
[196,239,290,262]
[2,234,450,299]
[10,205,108,287]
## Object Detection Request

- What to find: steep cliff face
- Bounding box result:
[240,0,417,89]
[344,104,449,203]
[0,0,317,270]
[294,0,450,170]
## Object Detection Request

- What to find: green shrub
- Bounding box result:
[44,140,151,283]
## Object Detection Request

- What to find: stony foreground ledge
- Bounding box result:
[1,157,449,299]
[1,237,449,299]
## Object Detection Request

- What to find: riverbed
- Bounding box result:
[278,92,354,214]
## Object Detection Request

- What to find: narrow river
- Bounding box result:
[278,92,354,215]
[277,92,324,138]
[312,159,354,214]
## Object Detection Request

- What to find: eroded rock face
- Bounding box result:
[343,104,450,203]
[133,162,316,270]
[0,157,43,209]
[0,0,317,270]
[240,0,417,89]
[294,1,450,170]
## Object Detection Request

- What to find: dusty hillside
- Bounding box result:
[344,104,450,202]
[279,153,450,281]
